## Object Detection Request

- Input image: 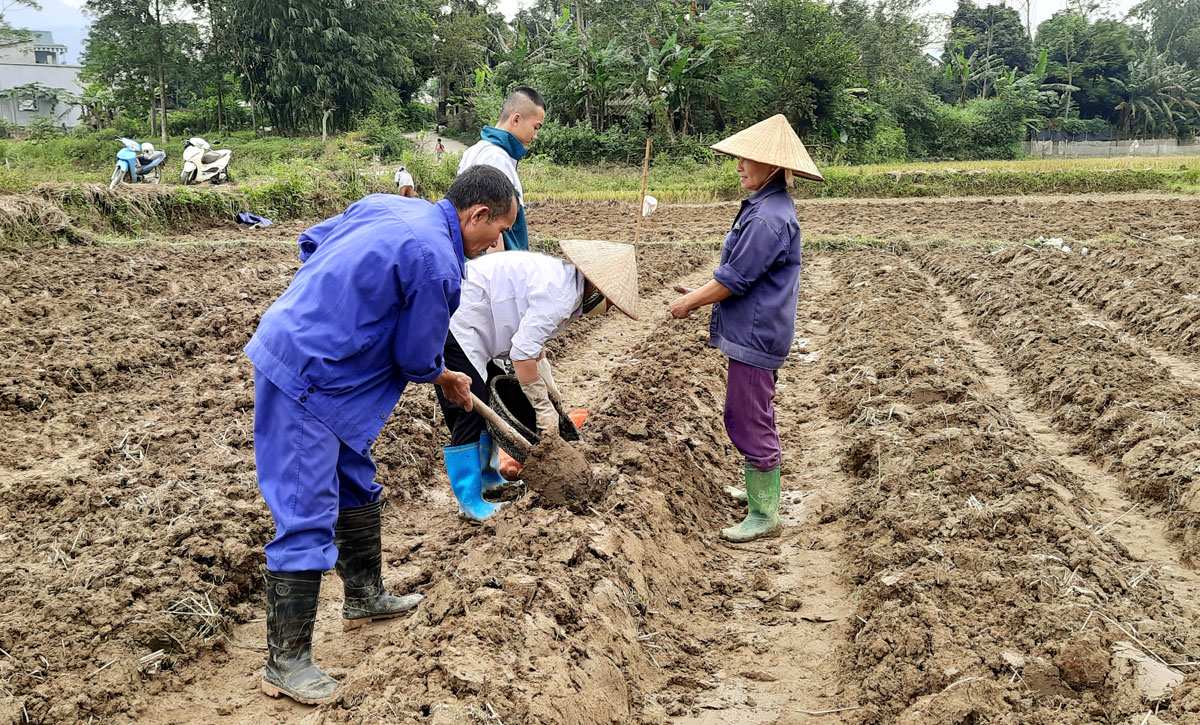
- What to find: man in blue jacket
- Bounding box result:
[245,166,517,705]
[458,86,545,251]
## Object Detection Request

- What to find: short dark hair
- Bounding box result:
[499,87,546,123]
[446,166,516,219]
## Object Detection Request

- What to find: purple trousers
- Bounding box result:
[724,358,781,472]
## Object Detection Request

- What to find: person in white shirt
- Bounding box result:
[437,241,639,520]
[393,166,416,197]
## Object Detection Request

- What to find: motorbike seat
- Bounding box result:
[201,150,226,164]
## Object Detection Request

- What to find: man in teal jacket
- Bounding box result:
[457,86,545,251]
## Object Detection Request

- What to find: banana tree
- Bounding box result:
[944,46,973,104]
[640,31,715,137]
[1110,51,1200,139]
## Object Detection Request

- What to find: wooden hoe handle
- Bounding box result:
[470,393,533,455]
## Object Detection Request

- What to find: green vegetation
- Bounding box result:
[4,0,1181,170]
[3,127,1197,252]
[7,129,1198,208]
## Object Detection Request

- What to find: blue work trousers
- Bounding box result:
[253,370,382,572]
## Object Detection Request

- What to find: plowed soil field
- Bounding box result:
[3,194,1200,723]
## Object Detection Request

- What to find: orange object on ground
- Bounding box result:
[497,408,589,480]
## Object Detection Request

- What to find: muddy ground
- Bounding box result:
[3,194,1200,723]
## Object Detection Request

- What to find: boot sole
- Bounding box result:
[720,525,782,543]
[260,678,336,705]
[342,610,406,631]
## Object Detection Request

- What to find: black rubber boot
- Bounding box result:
[260,571,338,705]
[334,501,424,630]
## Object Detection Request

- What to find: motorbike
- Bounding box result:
[180,137,232,185]
[108,138,166,191]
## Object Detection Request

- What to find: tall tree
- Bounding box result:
[1037,11,1089,119]
[1133,0,1200,67]
[82,0,197,135]
[225,0,435,134]
[944,0,1034,83]
[737,0,855,133]
[1038,12,1138,126]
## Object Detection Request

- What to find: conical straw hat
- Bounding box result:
[560,240,639,320]
[711,114,824,183]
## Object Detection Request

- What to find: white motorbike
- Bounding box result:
[180,137,232,185]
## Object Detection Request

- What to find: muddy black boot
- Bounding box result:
[261,571,338,705]
[334,500,424,630]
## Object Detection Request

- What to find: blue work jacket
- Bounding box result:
[246,195,466,455]
[709,175,802,370]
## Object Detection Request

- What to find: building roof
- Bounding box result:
[27,30,66,49]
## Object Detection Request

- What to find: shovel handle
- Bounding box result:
[470,393,533,455]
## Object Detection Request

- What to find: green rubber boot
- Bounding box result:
[720,465,781,543]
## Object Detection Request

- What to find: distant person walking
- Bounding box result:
[436,138,447,161]
[458,87,545,251]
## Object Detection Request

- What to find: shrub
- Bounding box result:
[531,122,717,165]
[27,118,66,140]
[531,122,645,164]
[1058,117,1111,137]
[355,117,412,161]
[858,125,909,164]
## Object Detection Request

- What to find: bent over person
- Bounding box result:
[437,242,639,520]
[668,115,823,543]
[244,166,517,705]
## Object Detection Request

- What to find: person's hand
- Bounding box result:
[669,296,693,319]
[520,378,560,434]
[436,370,473,411]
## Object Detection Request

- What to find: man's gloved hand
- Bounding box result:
[520,377,560,436]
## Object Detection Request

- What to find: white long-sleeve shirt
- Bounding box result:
[458,141,523,202]
[449,251,584,378]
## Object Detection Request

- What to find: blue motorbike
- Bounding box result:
[108,137,167,190]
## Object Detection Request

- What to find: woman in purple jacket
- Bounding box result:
[669,115,824,543]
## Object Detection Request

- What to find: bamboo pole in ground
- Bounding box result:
[633,138,653,244]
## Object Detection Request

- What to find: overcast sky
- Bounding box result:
[7,0,1143,65]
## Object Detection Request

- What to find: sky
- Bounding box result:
[6,0,1144,66]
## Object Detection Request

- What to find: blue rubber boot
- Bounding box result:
[478,432,511,492]
[444,443,503,521]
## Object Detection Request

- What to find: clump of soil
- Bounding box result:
[521,435,602,509]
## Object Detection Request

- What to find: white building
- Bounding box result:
[0,31,84,128]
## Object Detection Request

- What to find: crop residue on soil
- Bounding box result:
[520,434,602,509]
